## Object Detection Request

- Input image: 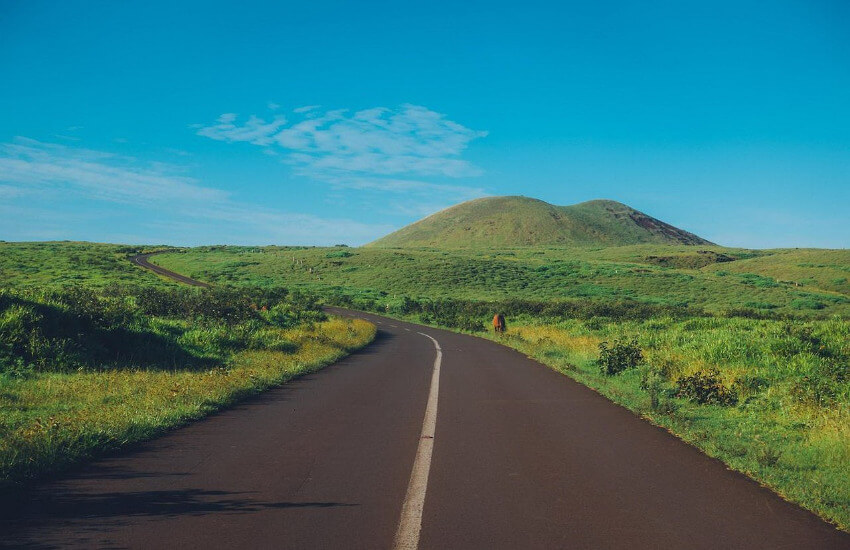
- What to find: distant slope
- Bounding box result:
[368,196,714,247]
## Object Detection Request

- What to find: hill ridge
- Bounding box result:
[368,196,714,248]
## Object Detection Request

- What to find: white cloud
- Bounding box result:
[0,138,391,245]
[0,184,27,198]
[386,200,464,219]
[196,104,489,212]
[325,176,485,200]
[196,113,287,146]
[293,105,320,113]
[0,138,227,205]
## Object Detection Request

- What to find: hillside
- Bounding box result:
[368,196,714,248]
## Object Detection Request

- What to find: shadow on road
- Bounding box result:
[2,483,357,548]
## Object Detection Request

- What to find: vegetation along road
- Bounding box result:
[2,255,848,549]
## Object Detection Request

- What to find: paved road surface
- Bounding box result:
[130,252,210,287]
[1,257,847,548]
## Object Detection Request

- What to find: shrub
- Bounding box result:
[675,368,738,405]
[791,298,825,310]
[596,339,643,375]
[325,250,354,258]
[0,285,328,373]
[789,359,847,406]
[639,366,676,413]
[265,302,327,329]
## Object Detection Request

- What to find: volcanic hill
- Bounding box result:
[368,196,714,248]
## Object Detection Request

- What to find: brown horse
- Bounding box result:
[493,313,506,334]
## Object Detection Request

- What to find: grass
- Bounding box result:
[150,244,850,316]
[368,196,712,247]
[0,284,376,487]
[0,241,171,289]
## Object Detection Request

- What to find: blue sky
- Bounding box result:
[1,0,848,247]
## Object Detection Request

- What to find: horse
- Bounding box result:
[493,313,506,334]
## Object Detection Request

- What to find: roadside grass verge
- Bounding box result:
[345,300,850,533]
[0,317,375,488]
[490,318,850,532]
[0,286,376,488]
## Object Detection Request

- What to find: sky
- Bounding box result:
[1,0,848,248]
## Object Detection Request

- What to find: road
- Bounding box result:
[1,257,848,548]
[130,252,210,287]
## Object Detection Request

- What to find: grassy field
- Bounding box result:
[0,242,169,289]
[151,244,850,316]
[0,282,375,487]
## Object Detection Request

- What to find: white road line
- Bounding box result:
[393,332,442,550]
[389,324,398,328]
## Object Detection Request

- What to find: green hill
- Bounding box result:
[367,196,714,248]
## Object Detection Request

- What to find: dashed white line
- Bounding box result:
[393,332,442,550]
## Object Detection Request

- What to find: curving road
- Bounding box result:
[1,256,848,549]
[130,252,210,288]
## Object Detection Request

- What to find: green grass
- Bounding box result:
[151,244,850,316]
[369,196,712,247]
[0,242,175,289]
[0,283,376,487]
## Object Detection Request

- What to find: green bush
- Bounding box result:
[596,339,643,375]
[675,368,738,405]
[640,366,677,414]
[791,298,825,310]
[265,302,327,329]
[325,250,354,258]
[790,358,848,406]
[0,285,327,373]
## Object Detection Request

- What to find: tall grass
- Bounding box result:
[150,244,850,316]
[0,285,376,487]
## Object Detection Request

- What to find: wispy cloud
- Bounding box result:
[196,104,489,206]
[196,113,288,146]
[0,138,227,205]
[293,105,320,114]
[0,138,390,245]
[323,176,485,199]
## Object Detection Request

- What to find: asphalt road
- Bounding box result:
[2,257,848,548]
[130,252,210,287]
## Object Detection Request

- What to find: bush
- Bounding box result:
[596,339,643,375]
[325,250,354,258]
[789,359,848,406]
[675,368,738,405]
[265,301,327,329]
[791,298,825,310]
[0,285,328,373]
[640,366,677,414]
